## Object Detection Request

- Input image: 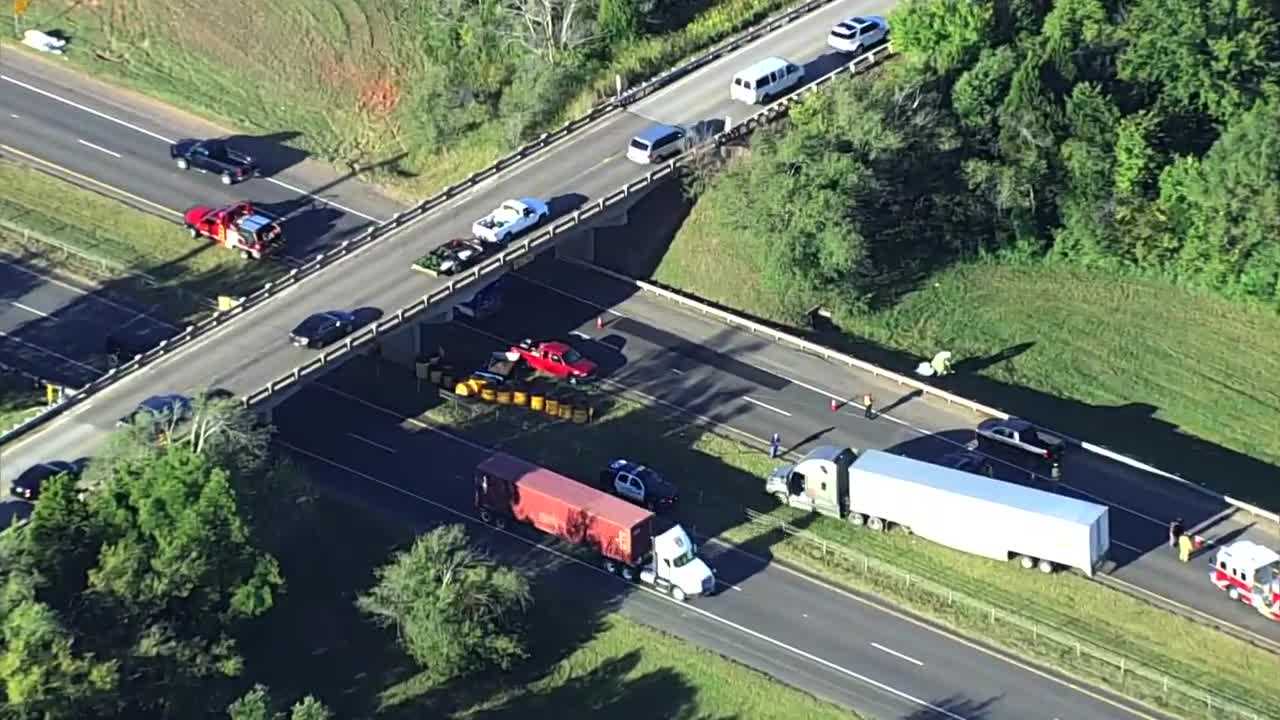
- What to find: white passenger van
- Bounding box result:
[729,56,804,105]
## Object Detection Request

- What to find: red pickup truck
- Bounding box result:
[510,339,597,383]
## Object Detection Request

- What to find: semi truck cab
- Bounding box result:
[639,525,716,601]
[765,445,857,518]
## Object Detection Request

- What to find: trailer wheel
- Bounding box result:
[670,585,688,602]
[493,516,506,530]
[1037,559,1054,574]
[867,517,885,532]
[1019,555,1036,570]
[176,158,189,170]
[621,566,636,582]
[847,513,865,526]
[478,508,493,524]
[603,559,618,575]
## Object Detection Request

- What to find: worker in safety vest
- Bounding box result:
[1177,533,1194,563]
[930,351,954,377]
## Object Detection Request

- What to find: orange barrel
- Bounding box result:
[572,407,589,424]
[558,404,573,420]
[545,398,560,416]
[530,394,545,412]
[513,390,529,406]
[496,389,512,405]
[481,387,497,403]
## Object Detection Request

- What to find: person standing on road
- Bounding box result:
[862,393,875,419]
[769,433,781,459]
[1169,518,1184,548]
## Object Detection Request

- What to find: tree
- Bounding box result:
[890,0,996,75]
[507,0,598,61]
[598,0,641,45]
[0,594,117,719]
[357,524,531,682]
[227,685,333,720]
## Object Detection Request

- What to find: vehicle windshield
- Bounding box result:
[561,349,582,364]
[671,549,697,567]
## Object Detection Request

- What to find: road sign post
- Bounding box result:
[13,0,30,38]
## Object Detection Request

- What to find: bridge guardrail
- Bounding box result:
[0,0,853,449]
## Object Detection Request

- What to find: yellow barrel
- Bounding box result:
[545,399,560,416]
[454,381,471,397]
[513,390,528,406]
[481,387,497,402]
[496,389,512,405]
[429,369,443,385]
[558,404,572,420]
[530,394,545,411]
[572,407,589,424]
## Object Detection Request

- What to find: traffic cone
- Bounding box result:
[830,398,839,412]
[596,315,604,330]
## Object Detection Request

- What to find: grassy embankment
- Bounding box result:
[0,157,279,323]
[0,371,44,430]
[654,200,1280,507]
[243,492,860,719]
[337,358,1280,720]
[18,0,807,198]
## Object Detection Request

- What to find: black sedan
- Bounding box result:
[169,138,258,185]
[290,311,356,349]
[117,393,193,428]
[10,461,82,502]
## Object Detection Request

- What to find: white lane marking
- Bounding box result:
[670,368,684,375]
[1,74,176,143]
[2,143,184,218]
[1,74,387,223]
[345,432,396,453]
[742,396,792,417]
[0,330,97,371]
[279,439,969,720]
[77,139,122,158]
[568,330,591,340]
[9,113,18,119]
[263,177,381,222]
[11,301,53,319]
[871,642,924,667]
[0,259,180,330]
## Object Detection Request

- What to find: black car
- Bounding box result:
[10,461,81,502]
[117,394,193,428]
[170,138,259,185]
[290,311,356,349]
[599,459,679,511]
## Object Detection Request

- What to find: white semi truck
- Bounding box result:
[765,446,1111,575]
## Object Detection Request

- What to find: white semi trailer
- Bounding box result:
[765,446,1111,576]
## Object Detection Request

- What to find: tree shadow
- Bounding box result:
[900,695,997,719]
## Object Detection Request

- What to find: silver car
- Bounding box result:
[627,123,687,164]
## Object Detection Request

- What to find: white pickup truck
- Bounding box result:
[472,198,549,245]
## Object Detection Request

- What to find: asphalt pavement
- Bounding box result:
[0,0,882,488]
[272,370,1162,720]
[445,258,1280,648]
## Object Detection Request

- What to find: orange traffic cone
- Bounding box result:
[830,398,839,412]
[596,315,604,330]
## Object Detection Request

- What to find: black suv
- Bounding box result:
[170,138,259,185]
[599,459,679,511]
[10,460,85,502]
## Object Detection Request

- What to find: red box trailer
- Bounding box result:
[475,453,655,565]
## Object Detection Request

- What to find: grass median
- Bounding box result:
[341,357,1280,720]
[19,0,807,198]
[0,371,44,430]
[246,484,861,719]
[656,204,1280,507]
[0,157,280,323]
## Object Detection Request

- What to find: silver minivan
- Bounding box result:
[627,123,687,164]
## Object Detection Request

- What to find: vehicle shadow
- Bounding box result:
[547,192,589,220]
[350,307,384,331]
[223,131,307,178]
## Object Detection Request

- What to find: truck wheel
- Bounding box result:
[670,585,688,602]
[492,516,506,530]
[1019,555,1036,570]
[240,250,250,260]
[603,559,618,574]
[1037,559,1054,574]
[1228,587,1240,601]
[176,158,189,170]
[221,172,233,185]
[867,516,885,531]
[187,226,199,239]
[478,508,493,524]
[847,513,865,526]
[773,492,788,507]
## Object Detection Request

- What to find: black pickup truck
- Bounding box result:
[169,138,259,185]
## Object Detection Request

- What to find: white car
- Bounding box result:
[827,15,888,54]
[471,198,550,245]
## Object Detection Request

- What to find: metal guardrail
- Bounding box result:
[237,45,897,406]
[0,0,851,449]
[741,508,1270,720]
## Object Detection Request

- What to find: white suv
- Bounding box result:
[827,16,888,54]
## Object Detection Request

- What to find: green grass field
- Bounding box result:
[333,358,1279,720]
[654,203,1280,506]
[19,0,803,197]
[245,490,859,719]
[0,158,280,323]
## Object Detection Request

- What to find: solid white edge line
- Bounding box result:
[1,74,176,143]
[0,258,180,331]
[277,438,968,720]
[742,396,793,417]
[76,139,122,158]
[345,432,397,453]
[870,642,924,667]
[10,301,53,319]
[263,177,382,222]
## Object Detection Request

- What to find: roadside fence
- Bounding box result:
[741,509,1273,720]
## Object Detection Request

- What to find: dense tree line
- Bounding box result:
[692,0,1280,321]
[0,396,530,718]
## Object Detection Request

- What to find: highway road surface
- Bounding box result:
[0,0,885,481]
[449,258,1280,649]
[272,371,1164,720]
[0,51,401,380]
